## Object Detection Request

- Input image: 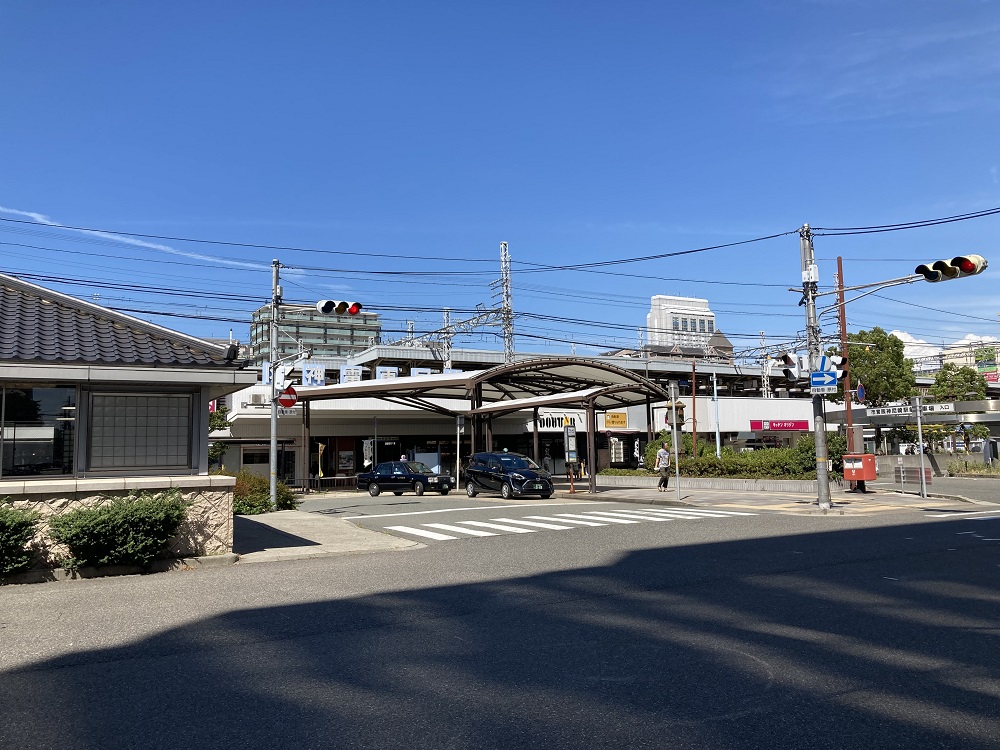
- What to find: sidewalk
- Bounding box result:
[233,510,421,564]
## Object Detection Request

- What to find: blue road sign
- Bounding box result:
[856,382,866,402]
[811,371,837,387]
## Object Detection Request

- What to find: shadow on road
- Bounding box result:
[3,519,999,749]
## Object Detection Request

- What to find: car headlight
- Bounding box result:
[510,473,526,481]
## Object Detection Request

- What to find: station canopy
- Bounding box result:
[296,357,674,417]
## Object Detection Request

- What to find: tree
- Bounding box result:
[827,327,915,406]
[927,363,987,402]
[208,404,230,468]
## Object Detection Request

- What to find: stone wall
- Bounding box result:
[0,475,235,568]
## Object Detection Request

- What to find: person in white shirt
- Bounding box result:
[655,442,671,491]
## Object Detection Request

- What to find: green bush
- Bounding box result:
[47,490,188,571]
[0,504,40,577]
[610,434,849,481]
[218,469,297,514]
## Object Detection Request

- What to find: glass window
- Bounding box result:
[708,320,714,333]
[672,317,679,330]
[89,393,191,469]
[681,320,688,331]
[690,319,697,331]
[699,320,706,332]
[2,385,76,477]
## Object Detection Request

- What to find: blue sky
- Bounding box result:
[2,1,998,361]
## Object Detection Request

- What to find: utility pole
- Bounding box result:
[800,225,832,511]
[269,259,281,511]
[836,256,862,491]
[500,242,514,363]
[712,371,721,458]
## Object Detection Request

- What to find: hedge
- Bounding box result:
[47,490,188,571]
[216,469,297,514]
[0,504,40,577]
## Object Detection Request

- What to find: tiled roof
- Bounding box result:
[0,273,238,367]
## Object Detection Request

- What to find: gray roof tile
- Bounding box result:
[0,273,239,368]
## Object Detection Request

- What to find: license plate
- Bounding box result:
[531,483,544,490]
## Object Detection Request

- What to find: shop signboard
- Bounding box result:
[750,420,810,431]
[976,346,998,383]
[604,412,628,429]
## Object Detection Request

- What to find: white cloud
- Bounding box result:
[0,205,268,271]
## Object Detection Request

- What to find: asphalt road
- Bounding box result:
[2,506,999,749]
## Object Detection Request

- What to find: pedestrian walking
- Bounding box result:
[655,442,671,491]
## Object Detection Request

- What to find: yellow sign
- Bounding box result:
[604,412,628,429]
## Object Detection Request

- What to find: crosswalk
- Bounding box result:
[382,506,757,542]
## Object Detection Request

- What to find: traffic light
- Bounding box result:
[316,300,363,315]
[827,355,847,381]
[914,254,988,282]
[780,352,808,382]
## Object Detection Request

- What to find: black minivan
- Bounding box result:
[465,451,554,499]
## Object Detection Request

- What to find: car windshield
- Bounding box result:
[498,455,538,470]
[403,461,433,474]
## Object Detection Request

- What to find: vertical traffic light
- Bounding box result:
[914,254,988,282]
[317,300,363,315]
[780,353,808,382]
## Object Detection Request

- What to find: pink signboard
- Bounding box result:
[750,420,809,431]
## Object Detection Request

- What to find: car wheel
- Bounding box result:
[500,482,513,499]
[440,489,450,496]
[368,483,381,497]
[466,481,478,497]
[393,492,404,496]
[414,481,425,496]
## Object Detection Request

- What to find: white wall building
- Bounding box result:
[646,296,717,348]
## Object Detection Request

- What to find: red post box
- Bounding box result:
[843,454,877,482]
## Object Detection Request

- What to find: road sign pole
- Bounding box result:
[800,226,832,511]
[269,259,280,512]
[912,396,928,498]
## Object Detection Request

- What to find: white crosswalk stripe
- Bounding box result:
[423,523,498,536]
[583,510,674,522]
[627,508,757,519]
[492,517,577,530]
[379,505,758,542]
[458,520,537,533]
[554,513,640,524]
[384,525,458,541]
[523,515,609,527]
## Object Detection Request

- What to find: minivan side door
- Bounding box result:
[484,457,504,492]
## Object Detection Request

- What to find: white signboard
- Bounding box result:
[867,403,955,417]
[376,366,398,380]
[525,411,586,433]
[302,362,326,387]
[411,367,434,376]
[340,367,363,383]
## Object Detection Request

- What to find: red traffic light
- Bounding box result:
[915,254,987,282]
[317,300,363,315]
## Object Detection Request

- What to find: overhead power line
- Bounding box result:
[812,205,1000,236]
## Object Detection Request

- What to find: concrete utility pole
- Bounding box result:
[500,242,514,363]
[269,259,281,511]
[799,225,833,511]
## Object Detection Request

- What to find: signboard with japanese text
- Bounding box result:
[302,362,326,387]
[604,412,628,429]
[340,367,363,383]
[750,420,810,431]
[867,403,955,417]
[376,366,398,380]
[976,346,998,383]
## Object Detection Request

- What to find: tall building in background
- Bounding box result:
[249,304,381,366]
[646,296,717,348]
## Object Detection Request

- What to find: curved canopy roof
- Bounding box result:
[297,357,673,417]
